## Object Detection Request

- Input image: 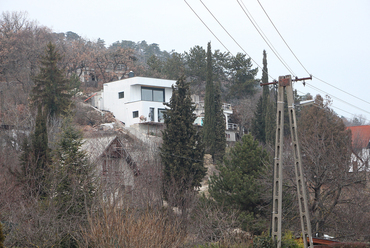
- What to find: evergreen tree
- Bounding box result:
[203,42,226,162]
[53,117,95,216]
[31,42,72,118]
[227,53,258,99]
[52,117,95,247]
[209,134,270,232]
[19,105,50,198]
[160,76,206,209]
[251,50,276,145]
[213,80,226,162]
[264,95,276,145]
[203,42,215,155]
[251,97,265,143]
[209,134,270,210]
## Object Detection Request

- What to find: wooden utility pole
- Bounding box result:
[263,75,314,248]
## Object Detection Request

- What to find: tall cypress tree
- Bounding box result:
[251,50,275,145]
[203,42,226,162]
[261,50,269,105]
[160,76,206,209]
[203,42,215,154]
[213,80,226,162]
[31,42,72,118]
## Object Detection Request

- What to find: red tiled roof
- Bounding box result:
[347,125,370,149]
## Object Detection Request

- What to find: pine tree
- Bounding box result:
[31,42,72,118]
[53,117,95,217]
[203,42,226,162]
[209,134,270,232]
[52,117,95,247]
[19,105,50,198]
[160,76,206,209]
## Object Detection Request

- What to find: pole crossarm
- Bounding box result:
[260,75,312,86]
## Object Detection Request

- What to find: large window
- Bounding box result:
[141,87,164,102]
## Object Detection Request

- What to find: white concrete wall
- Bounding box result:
[101,77,175,127]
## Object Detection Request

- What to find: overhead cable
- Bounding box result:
[313,76,370,106]
[296,89,368,121]
[256,0,370,107]
[256,0,311,76]
[199,0,274,80]
[184,0,267,79]
[237,0,296,76]
[305,84,370,116]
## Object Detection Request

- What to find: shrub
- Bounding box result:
[81,205,186,248]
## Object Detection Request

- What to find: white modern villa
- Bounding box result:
[89,76,239,141]
[91,76,175,127]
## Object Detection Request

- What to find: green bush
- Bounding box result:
[253,231,303,248]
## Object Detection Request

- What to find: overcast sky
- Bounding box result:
[3,0,370,122]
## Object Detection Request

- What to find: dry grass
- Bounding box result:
[81,205,186,248]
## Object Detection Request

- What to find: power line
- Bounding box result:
[255,0,370,107]
[188,0,370,117]
[184,0,268,80]
[296,89,369,122]
[305,83,370,116]
[237,0,296,76]
[256,0,311,76]
[198,0,274,80]
[313,76,370,106]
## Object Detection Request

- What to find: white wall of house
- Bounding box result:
[101,77,175,127]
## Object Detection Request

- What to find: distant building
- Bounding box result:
[347,125,370,173]
[192,95,240,142]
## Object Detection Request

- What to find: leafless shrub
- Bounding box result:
[81,204,186,248]
[187,195,243,246]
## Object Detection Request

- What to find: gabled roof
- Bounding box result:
[347,125,370,149]
[81,135,117,161]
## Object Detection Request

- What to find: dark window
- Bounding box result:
[133,111,139,118]
[118,91,124,99]
[158,108,166,123]
[141,87,165,102]
[149,108,154,122]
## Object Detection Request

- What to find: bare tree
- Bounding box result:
[293,95,366,238]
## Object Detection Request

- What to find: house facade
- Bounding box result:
[89,77,238,141]
[192,95,239,142]
[347,125,370,173]
[91,76,175,127]
[82,134,140,204]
